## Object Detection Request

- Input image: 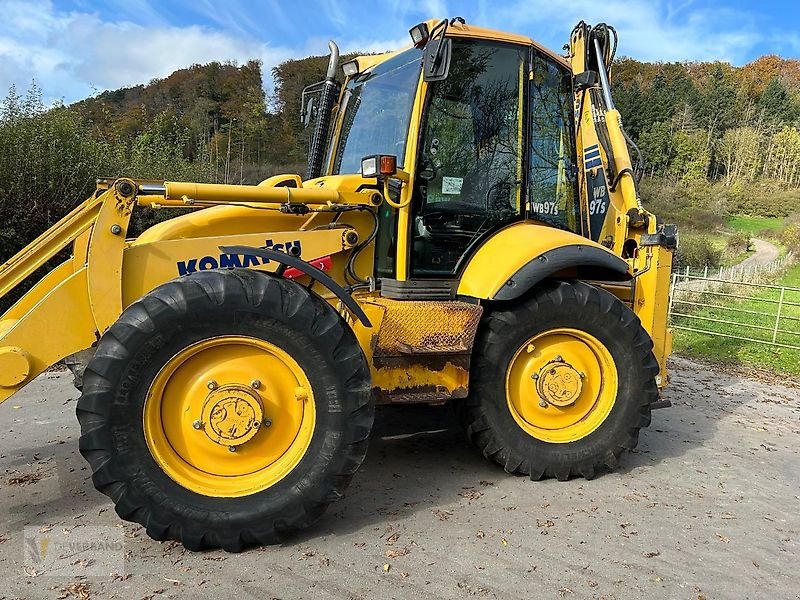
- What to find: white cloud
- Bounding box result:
[0,0,299,104]
[0,0,790,108]
[477,0,763,64]
[0,0,403,105]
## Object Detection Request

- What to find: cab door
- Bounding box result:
[407,39,529,280]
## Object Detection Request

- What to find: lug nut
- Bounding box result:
[251,379,261,389]
[263,418,272,428]
[207,380,218,390]
[192,420,202,430]
[579,372,585,379]
[110,224,122,235]
[555,355,563,362]
[531,373,539,380]
[228,446,236,452]
[539,400,548,408]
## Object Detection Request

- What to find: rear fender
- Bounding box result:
[457,222,630,301]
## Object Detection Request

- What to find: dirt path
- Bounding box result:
[1,360,798,600]
[738,238,780,268]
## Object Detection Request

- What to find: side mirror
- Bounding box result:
[423,38,452,82]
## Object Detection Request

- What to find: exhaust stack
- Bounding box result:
[305,41,340,180]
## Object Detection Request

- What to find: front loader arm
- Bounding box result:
[0,177,376,404]
[0,179,137,402]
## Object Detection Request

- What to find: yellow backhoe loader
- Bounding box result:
[0,18,676,551]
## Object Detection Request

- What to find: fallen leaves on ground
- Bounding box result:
[56,582,91,600]
[7,472,41,486]
[384,547,410,559]
[459,487,482,502]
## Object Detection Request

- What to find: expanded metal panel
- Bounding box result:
[371,299,483,357]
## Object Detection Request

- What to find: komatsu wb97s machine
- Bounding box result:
[0,18,676,550]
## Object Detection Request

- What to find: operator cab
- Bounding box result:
[324,19,582,292]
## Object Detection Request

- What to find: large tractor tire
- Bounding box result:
[456,280,657,480]
[76,269,372,551]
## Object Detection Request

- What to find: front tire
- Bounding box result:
[76,269,372,551]
[456,280,657,481]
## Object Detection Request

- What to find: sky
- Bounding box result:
[0,0,798,105]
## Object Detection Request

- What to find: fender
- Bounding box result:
[494,244,629,300]
[220,245,372,327]
[457,221,630,301]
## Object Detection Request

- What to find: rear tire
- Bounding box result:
[456,280,657,480]
[76,269,372,551]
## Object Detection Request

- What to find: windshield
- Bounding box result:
[328,48,422,175]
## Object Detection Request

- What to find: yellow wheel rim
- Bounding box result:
[505,328,618,443]
[143,336,315,497]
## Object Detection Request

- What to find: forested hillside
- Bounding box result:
[1,50,799,268]
[611,55,800,213]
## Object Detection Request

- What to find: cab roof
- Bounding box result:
[352,18,570,73]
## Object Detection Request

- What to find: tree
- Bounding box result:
[638,120,672,176]
[669,129,710,182]
[717,126,762,185]
[758,77,795,125]
[763,126,800,187]
[696,63,741,136]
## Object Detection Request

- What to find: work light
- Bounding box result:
[342,60,359,77]
[409,23,430,47]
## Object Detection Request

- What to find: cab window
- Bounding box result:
[528,52,579,232]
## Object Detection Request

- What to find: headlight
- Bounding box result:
[360,155,397,178]
[361,156,378,178]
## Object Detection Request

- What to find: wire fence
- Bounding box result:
[669,254,800,351]
[673,253,794,284]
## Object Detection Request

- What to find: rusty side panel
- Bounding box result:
[365,298,482,404]
[372,299,482,358]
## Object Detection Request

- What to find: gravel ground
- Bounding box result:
[0,357,798,600]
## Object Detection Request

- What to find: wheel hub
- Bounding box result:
[200,384,265,448]
[536,360,584,407]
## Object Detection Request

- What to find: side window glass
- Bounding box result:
[412,41,527,277]
[528,53,580,232]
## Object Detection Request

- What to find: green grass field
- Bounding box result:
[725,215,784,235]
[672,263,800,376]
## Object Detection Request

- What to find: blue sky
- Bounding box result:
[0,0,798,105]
